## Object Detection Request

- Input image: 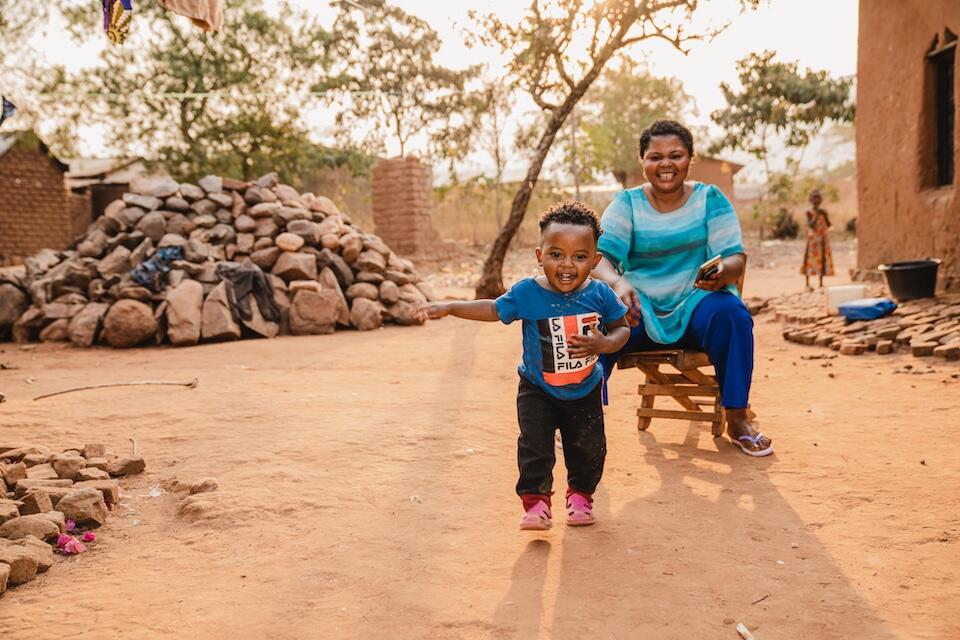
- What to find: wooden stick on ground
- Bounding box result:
[33,379,199,401]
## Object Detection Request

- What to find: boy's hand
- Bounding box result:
[568,322,611,357]
[414,302,450,321]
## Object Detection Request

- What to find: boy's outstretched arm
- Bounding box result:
[415,300,500,322]
[567,316,631,358]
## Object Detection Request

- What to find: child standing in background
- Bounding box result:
[416,202,630,530]
[801,189,834,290]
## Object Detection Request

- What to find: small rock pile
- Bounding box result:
[0,443,144,594]
[775,290,960,358]
[0,173,432,348]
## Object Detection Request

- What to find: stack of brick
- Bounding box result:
[0,443,145,595]
[0,132,91,264]
[371,157,445,258]
[0,171,436,348]
[773,290,960,359]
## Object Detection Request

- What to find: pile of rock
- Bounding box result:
[0,173,434,348]
[776,291,960,358]
[0,443,144,594]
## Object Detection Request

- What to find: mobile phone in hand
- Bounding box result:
[697,254,723,282]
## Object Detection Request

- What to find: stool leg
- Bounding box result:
[637,365,657,431]
[639,394,654,431]
[711,396,724,437]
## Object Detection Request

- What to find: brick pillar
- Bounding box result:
[371,157,443,257]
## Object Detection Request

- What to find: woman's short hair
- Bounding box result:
[638,120,694,158]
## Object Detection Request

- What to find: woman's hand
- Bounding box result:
[695,263,727,291]
[612,278,642,327]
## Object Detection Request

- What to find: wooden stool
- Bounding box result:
[616,261,747,436]
[617,350,725,436]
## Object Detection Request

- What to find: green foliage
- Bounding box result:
[321,5,478,160]
[46,0,334,183]
[709,50,854,237]
[709,50,855,161]
[470,0,762,297]
[580,59,692,186]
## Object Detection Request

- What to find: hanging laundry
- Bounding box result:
[0,97,16,128]
[103,0,134,45]
[157,0,224,32]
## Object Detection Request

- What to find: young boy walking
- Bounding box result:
[415,202,630,530]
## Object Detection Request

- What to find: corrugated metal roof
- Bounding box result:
[0,131,24,157]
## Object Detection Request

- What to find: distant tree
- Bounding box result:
[322,5,478,160]
[458,79,519,229]
[43,0,333,182]
[709,50,855,237]
[470,0,761,298]
[580,58,692,187]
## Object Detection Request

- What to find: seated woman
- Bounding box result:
[593,120,772,457]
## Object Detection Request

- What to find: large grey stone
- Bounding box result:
[201,282,241,341]
[68,302,110,347]
[102,300,157,348]
[39,319,69,342]
[356,250,387,273]
[244,185,279,205]
[122,193,163,211]
[179,183,205,201]
[275,233,305,252]
[345,282,379,301]
[97,246,133,278]
[319,268,351,326]
[317,249,354,289]
[198,175,223,194]
[241,296,279,338]
[136,211,168,243]
[286,219,320,246]
[130,176,180,198]
[289,289,340,335]
[272,252,317,282]
[0,284,28,331]
[350,298,384,331]
[251,247,281,270]
[165,280,203,346]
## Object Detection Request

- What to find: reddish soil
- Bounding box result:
[0,239,957,639]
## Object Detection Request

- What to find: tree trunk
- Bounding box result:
[475,100,577,298]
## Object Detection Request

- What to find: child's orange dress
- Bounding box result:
[800,209,834,276]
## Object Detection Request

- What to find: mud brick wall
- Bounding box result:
[371,157,443,257]
[0,149,76,262]
[857,1,960,290]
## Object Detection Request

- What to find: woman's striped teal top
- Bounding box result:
[597,182,745,344]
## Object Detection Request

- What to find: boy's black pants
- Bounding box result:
[515,376,606,497]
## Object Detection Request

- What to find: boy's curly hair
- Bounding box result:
[538,201,603,241]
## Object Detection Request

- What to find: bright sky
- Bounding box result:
[13,0,859,182]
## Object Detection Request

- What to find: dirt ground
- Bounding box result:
[1,237,958,639]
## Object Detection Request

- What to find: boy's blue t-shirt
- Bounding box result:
[495,277,628,400]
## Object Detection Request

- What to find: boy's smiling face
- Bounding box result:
[536,222,601,293]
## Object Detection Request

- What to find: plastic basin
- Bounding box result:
[878,259,941,300]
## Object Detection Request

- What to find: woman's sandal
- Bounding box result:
[730,432,774,457]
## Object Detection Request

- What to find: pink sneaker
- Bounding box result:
[519,500,552,530]
[566,493,595,526]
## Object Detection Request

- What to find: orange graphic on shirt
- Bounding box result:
[538,312,600,386]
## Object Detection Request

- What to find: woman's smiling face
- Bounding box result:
[641,134,691,195]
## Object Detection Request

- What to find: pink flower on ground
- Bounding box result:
[66,520,76,531]
[82,532,96,543]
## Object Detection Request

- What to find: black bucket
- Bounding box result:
[878,259,941,300]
